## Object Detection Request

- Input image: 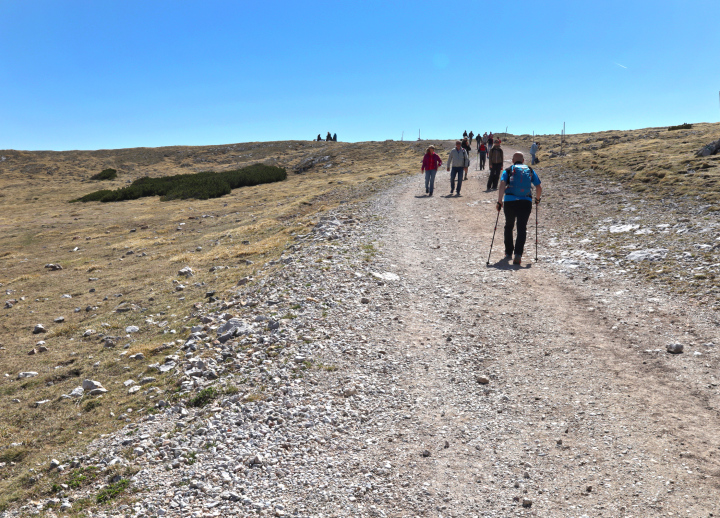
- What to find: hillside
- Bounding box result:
[1,123,720,515]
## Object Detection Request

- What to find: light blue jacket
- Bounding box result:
[530,143,538,155]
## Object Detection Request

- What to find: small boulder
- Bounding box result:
[82,379,105,391]
[44,264,63,271]
[178,267,194,277]
[126,325,140,333]
[667,343,684,354]
[17,371,38,379]
[69,387,84,398]
[32,324,47,334]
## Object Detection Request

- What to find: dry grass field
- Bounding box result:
[0,139,424,509]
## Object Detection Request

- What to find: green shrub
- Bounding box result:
[73,164,287,203]
[188,387,217,408]
[668,123,693,131]
[90,168,118,181]
[96,479,129,504]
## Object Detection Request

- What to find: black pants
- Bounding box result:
[503,200,533,257]
[487,163,502,190]
[479,153,486,170]
[450,167,464,194]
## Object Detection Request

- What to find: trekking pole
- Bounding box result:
[535,202,539,262]
[486,207,501,266]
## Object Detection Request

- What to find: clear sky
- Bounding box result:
[2,0,719,150]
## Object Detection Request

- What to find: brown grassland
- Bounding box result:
[0,139,423,510]
[513,121,720,203]
[0,121,719,510]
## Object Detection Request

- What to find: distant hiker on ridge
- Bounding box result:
[463,130,468,138]
[446,140,469,197]
[317,134,322,141]
[487,139,503,191]
[530,141,539,165]
[496,152,542,265]
[333,133,337,142]
[421,145,442,197]
[326,132,332,141]
[468,130,474,142]
[475,132,482,148]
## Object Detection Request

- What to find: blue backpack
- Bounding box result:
[505,164,535,199]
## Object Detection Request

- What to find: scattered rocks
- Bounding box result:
[626,248,668,261]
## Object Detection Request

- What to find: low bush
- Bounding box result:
[73,164,287,203]
[668,123,693,131]
[188,387,217,408]
[89,168,118,181]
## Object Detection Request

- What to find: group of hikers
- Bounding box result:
[421,136,541,266]
[317,132,337,142]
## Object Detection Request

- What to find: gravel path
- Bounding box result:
[18,147,720,517]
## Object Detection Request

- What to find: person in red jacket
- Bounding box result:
[478,142,488,170]
[421,145,443,197]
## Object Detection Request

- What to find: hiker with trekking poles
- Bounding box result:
[494,152,542,266]
[420,145,442,197]
[447,140,470,196]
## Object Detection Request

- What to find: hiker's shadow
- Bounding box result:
[414,195,430,199]
[486,259,533,270]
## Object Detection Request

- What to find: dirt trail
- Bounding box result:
[360,145,720,516]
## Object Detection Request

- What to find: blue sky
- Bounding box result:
[1,0,719,150]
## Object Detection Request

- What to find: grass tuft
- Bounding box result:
[95,478,129,504]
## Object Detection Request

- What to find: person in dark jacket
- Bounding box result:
[317,134,322,141]
[461,138,472,180]
[333,133,337,142]
[326,132,332,141]
[487,141,504,190]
